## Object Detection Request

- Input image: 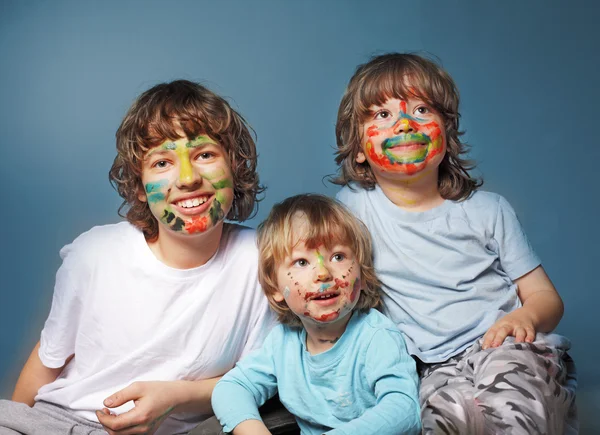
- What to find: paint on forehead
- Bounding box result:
[400,100,407,113]
[186,135,215,148]
[283,286,291,299]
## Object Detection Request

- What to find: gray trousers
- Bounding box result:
[0,400,106,435]
[419,335,578,435]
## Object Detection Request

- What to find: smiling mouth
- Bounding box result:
[174,195,211,209]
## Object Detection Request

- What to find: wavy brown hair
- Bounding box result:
[257,194,381,327]
[109,80,264,241]
[334,53,481,200]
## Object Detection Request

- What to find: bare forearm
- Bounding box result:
[12,342,65,406]
[521,290,564,333]
[170,377,222,415]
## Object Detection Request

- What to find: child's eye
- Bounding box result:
[331,253,346,262]
[152,160,170,169]
[374,110,392,120]
[293,259,309,268]
[415,106,430,116]
[197,152,215,160]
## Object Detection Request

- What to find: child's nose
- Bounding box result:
[393,117,414,134]
[178,158,202,186]
[315,263,333,282]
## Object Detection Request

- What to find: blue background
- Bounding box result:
[1,0,598,431]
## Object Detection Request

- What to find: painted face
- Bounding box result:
[274,217,362,326]
[358,97,446,177]
[139,135,234,236]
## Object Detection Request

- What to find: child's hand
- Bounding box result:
[96,381,175,435]
[481,308,537,350]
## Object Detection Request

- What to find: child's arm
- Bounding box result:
[12,341,69,406]
[327,330,421,435]
[95,378,221,434]
[211,329,281,435]
[231,419,271,435]
[97,327,281,435]
[482,265,564,349]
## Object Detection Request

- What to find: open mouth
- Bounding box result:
[312,292,339,301]
[387,142,427,150]
[175,195,211,208]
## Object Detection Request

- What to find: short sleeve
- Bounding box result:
[39,241,87,368]
[493,195,541,280]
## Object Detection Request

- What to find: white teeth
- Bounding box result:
[176,196,208,208]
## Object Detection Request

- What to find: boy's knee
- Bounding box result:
[422,387,486,435]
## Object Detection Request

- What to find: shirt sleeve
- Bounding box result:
[327,329,421,435]
[212,326,282,433]
[38,241,87,368]
[493,195,541,280]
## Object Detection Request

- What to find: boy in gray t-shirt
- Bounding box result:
[334,52,577,434]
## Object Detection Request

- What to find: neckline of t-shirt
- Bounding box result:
[373,184,454,223]
[300,310,362,367]
[134,224,230,279]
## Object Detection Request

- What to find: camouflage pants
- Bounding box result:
[419,334,577,435]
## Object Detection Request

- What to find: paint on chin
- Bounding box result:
[184,216,209,233]
[315,310,340,322]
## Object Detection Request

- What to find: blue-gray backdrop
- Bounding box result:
[1,0,598,431]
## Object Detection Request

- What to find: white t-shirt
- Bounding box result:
[36,222,275,434]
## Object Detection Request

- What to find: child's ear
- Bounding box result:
[272,290,285,303]
[137,184,148,203]
[355,151,366,164]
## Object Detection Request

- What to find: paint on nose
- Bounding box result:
[175,146,194,183]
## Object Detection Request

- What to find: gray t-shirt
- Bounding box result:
[337,185,540,363]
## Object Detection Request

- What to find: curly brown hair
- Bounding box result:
[334,53,481,200]
[257,194,381,327]
[109,80,264,241]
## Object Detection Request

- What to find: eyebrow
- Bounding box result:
[146,136,217,157]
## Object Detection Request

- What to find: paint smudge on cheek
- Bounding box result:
[145,180,169,204]
[350,278,361,303]
[211,179,233,190]
[162,210,185,231]
[283,286,291,299]
[334,278,350,288]
[366,125,380,137]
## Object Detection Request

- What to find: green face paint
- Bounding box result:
[143,135,234,236]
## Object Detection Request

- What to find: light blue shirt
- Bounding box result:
[212,309,420,435]
[336,186,540,363]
